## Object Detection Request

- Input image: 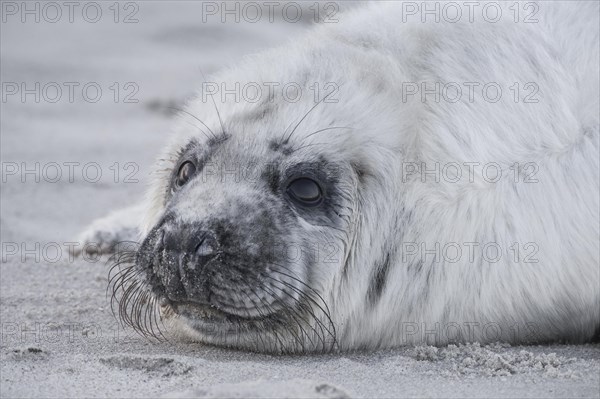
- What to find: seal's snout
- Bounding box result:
[162,226,218,262]
[157,223,221,304]
[139,173,318,327]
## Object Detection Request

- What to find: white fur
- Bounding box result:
[83,1,599,350]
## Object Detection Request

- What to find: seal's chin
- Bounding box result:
[169,300,264,322]
[162,299,277,336]
[161,299,297,352]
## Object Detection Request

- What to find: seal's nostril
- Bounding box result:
[195,233,218,258]
[162,225,180,252]
[161,224,218,262]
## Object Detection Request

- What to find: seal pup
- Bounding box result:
[79,1,599,352]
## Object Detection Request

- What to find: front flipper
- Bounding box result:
[71,204,145,256]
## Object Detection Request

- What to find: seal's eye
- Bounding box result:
[176,161,196,187]
[287,178,323,206]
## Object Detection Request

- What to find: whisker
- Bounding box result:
[268,266,337,347]
[290,142,329,153]
[240,290,271,351]
[282,89,337,144]
[255,275,322,350]
[261,273,334,352]
[200,69,226,137]
[167,106,218,140]
[300,126,355,143]
[249,277,309,352]
[107,241,167,342]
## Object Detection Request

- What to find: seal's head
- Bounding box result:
[110,36,403,353]
[138,131,355,352]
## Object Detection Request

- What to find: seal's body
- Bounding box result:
[82,1,599,352]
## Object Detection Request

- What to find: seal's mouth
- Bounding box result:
[162,297,299,345]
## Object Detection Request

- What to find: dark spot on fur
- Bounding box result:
[269,139,294,156]
[367,252,391,306]
[350,160,368,184]
[411,259,424,273]
[262,162,281,193]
